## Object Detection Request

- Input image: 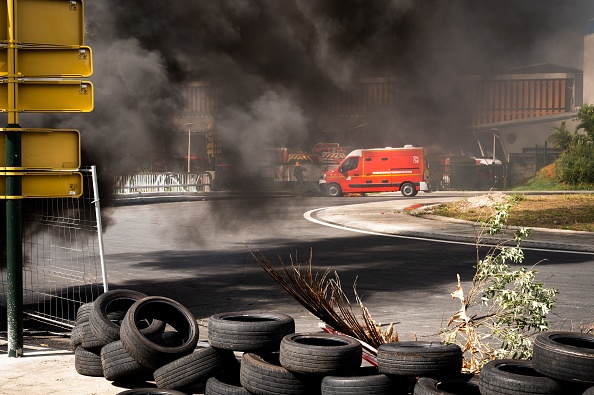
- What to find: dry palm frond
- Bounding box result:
[582,320,594,334]
[249,248,397,350]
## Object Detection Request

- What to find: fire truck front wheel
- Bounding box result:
[327,183,343,197]
[400,182,418,197]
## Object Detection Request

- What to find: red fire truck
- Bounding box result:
[319,145,429,197]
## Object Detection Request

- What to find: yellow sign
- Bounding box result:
[0,0,84,46]
[0,128,80,170]
[0,80,94,112]
[0,46,92,77]
[0,171,82,198]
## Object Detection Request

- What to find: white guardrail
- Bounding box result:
[113,172,213,194]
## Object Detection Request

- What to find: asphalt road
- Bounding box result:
[2,192,593,395]
[100,193,594,340]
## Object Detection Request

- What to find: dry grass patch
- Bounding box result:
[433,193,594,232]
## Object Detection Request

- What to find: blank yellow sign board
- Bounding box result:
[0,171,83,198]
[0,46,93,77]
[0,129,80,170]
[0,0,84,46]
[0,80,94,112]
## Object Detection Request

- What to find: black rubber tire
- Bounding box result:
[208,312,295,352]
[414,377,481,395]
[79,321,104,351]
[206,376,252,395]
[90,289,164,346]
[400,182,418,197]
[327,183,342,197]
[101,340,151,381]
[120,296,199,370]
[106,310,128,325]
[153,346,234,389]
[532,331,594,384]
[377,341,462,378]
[75,302,93,325]
[146,330,185,347]
[240,352,321,395]
[71,313,127,350]
[279,332,362,375]
[70,323,85,349]
[321,366,396,395]
[479,359,566,395]
[116,390,188,395]
[74,346,104,377]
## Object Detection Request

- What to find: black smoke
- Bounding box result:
[2,0,593,261]
[6,0,594,175]
[96,1,592,152]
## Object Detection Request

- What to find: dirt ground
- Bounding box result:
[433,192,594,232]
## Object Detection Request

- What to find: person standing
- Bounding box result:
[293,162,307,196]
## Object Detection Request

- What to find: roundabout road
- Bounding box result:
[101,192,594,339]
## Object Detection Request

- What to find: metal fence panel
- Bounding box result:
[0,166,107,329]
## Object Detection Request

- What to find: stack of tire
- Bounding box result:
[70,289,228,394]
[207,313,400,395]
[475,331,594,395]
[70,290,594,394]
[208,315,473,395]
[410,331,594,395]
[70,289,171,379]
[376,340,471,395]
[71,296,467,395]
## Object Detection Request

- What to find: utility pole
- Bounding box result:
[186,123,193,172]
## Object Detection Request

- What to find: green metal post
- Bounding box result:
[5,127,22,357]
[6,0,23,357]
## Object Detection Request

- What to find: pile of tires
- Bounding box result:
[70,291,302,394]
[396,331,594,395]
[474,331,594,395]
[70,289,219,394]
[69,293,469,395]
[220,332,466,395]
[70,291,594,395]
[71,289,167,378]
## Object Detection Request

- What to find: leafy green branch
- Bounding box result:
[441,195,558,373]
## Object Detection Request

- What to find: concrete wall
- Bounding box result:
[498,115,579,155]
[472,114,578,160]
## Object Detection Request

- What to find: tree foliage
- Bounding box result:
[556,141,594,185]
[548,121,572,151]
[550,105,594,186]
[576,104,594,137]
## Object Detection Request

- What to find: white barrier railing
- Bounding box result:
[113,172,212,194]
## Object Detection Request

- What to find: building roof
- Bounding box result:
[505,62,582,74]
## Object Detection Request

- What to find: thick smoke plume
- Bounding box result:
[6,0,594,176]
[2,0,593,259]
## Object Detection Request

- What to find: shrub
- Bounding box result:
[440,195,557,373]
[555,140,594,185]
